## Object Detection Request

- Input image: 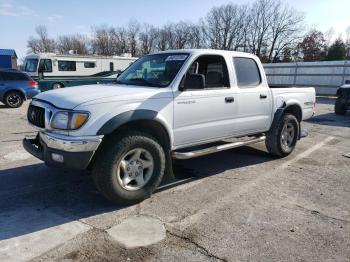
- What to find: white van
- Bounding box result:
[22,53,137,79]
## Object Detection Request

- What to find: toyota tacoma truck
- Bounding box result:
[23,49,316,205]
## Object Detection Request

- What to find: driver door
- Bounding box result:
[173,55,238,147]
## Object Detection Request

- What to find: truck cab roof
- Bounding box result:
[153,49,259,59]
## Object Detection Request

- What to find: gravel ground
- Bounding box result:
[0,98,349,262]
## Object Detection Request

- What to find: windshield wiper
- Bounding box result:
[127,78,162,87]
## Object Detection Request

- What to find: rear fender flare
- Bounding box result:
[270,102,302,140]
[2,87,26,101]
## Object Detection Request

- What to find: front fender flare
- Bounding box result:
[97,110,166,136]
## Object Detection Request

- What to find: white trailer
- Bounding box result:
[22,53,137,79]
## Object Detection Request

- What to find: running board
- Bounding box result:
[172,135,266,160]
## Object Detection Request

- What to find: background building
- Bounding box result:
[0,49,18,69]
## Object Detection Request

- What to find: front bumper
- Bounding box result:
[23,132,103,170]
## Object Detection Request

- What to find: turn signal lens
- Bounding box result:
[70,113,89,129]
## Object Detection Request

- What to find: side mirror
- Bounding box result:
[345,80,350,85]
[181,74,205,91]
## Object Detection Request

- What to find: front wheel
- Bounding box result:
[265,114,299,157]
[92,131,166,205]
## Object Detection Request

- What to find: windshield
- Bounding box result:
[24,58,39,72]
[117,53,189,87]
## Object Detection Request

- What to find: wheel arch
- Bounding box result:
[270,102,302,140]
[3,88,26,101]
[284,103,302,122]
[96,110,172,150]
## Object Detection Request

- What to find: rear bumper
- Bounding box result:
[25,89,41,99]
[23,132,103,170]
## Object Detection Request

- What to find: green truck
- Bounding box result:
[38,71,120,91]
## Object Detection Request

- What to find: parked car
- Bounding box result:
[335,80,350,115]
[0,69,40,108]
[23,49,316,205]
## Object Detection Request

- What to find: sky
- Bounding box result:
[0,0,349,60]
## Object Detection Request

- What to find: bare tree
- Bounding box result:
[27,25,56,53]
[139,24,159,55]
[267,1,304,62]
[91,26,113,55]
[111,27,129,55]
[156,24,175,51]
[57,34,89,54]
[203,4,248,50]
[127,19,141,56]
[26,0,308,62]
[188,22,205,49]
[248,0,275,57]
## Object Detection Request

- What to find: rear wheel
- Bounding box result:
[335,98,347,115]
[52,83,63,89]
[4,91,24,108]
[92,131,166,205]
[266,113,299,157]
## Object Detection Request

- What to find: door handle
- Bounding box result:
[260,94,267,99]
[225,97,234,103]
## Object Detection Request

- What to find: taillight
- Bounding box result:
[29,80,38,88]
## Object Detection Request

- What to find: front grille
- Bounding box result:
[27,105,45,128]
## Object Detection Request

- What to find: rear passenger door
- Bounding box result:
[173,55,238,147]
[233,57,272,133]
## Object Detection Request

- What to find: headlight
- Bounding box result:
[51,111,89,130]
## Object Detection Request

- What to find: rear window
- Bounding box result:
[233,57,261,87]
[58,61,76,71]
[0,72,30,81]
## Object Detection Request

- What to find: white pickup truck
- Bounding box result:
[23,49,315,204]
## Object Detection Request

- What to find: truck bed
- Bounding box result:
[269,85,316,121]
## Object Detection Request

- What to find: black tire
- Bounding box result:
[265,113,299,157]
[4,91,24,108]
[92,131,166,205]
[335,98,347,115]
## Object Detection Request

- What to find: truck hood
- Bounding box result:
[35,84,169,109]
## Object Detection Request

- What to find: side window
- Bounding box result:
[58,61,76,71]
[183,55,230,89]
[13,73,30,80]
[1,72,29,81]
[110,62,114,71]
[38,59,52,72]
[84,62,95,68]
[233,57,261,88]
[1,72,12,80]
